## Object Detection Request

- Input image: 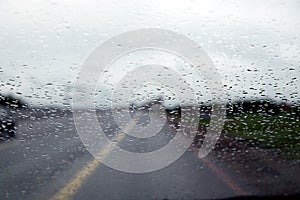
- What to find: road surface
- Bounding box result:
[1,110,258,200]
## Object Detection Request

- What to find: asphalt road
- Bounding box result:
[0,110,254,200]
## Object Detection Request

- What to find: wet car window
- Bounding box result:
[0,1,299,200]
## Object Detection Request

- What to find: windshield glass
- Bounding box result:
[0,1,299,200]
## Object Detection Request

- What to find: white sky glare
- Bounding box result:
[0,0,299,107]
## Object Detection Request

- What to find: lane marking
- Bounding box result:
[202,157,249,196]
[192,148,249,196]
[49,114,138,200]
[51,112,249,199]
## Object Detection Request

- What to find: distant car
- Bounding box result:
[0,106,16,138]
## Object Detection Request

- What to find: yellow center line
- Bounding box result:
[50,113,139,200]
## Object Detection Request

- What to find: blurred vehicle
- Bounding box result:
[0,106,16,139]
[129,98,182,126]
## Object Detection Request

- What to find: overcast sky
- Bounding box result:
[0,0,299,107]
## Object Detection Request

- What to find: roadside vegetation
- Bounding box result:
[224,112,300,158]
[197,99,300,159]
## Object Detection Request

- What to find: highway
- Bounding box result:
[1,110,256,200]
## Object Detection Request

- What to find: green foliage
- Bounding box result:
[224,112,300,158]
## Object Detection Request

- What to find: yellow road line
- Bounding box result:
[201,157,249,196]
[50,114,138,200]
